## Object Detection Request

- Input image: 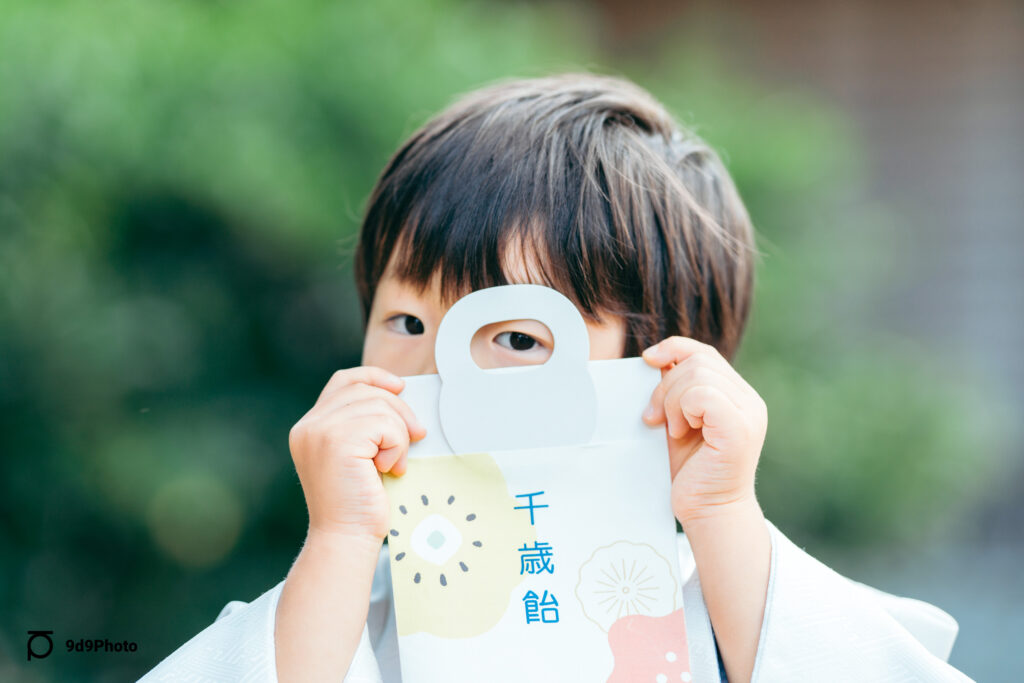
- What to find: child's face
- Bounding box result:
[362,255,627,377]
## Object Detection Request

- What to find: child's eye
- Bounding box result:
[387,314,425,335]
[494,331,540,352]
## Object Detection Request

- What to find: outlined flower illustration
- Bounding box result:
[383,452,536,638]
[575,540,679,632]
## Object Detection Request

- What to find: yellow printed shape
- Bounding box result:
[383,452,537,638]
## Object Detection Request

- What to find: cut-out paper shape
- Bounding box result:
[384,452,537,638]
[575,540,679,632]
[606,608,691,683]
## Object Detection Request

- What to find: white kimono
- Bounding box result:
[139,520,972,682]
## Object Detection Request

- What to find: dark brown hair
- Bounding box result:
[353,73,758,360]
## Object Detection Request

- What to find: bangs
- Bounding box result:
[353,74,757,361]
[358,94,646,327]
[389,217,594,318]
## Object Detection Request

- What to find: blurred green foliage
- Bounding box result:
[0,0,1008,680]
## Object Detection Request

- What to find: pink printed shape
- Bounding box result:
[606,608,692,682]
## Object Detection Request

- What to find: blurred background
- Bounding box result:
[1,0,1021,680]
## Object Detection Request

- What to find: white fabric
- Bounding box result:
[138,520,972,682]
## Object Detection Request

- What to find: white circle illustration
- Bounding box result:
[575,540,678,632]
[410,513,464,565]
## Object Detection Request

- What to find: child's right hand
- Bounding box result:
[288,366,427,542]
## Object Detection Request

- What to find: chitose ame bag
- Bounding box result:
[381,284,693,682]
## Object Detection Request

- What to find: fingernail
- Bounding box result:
[642,343,661,356]
[642,404,656,420]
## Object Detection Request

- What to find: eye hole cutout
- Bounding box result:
[469,319,554,371]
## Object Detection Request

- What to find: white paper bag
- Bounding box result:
[382,284,692,682]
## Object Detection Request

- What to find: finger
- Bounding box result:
[374,442,406,475]
[679,384,746,451]
[332,408,407,472]
[661,377,693,440]
[390,451,409,477]
[662,369,745,439]
[642,336,746,387]
[641,336,716,370]
[649,336,755,393]
[644,354,748,425]
[375,445,416,479]
[642,336,762,416]
[332,400,423,450]
[322,399,422,474]
[322,385,426,440]
[317,366,405,404]
[312,403,404,457]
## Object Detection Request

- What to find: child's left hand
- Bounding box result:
[641,336,768,525]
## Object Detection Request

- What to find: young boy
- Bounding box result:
[141,74,970,682]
